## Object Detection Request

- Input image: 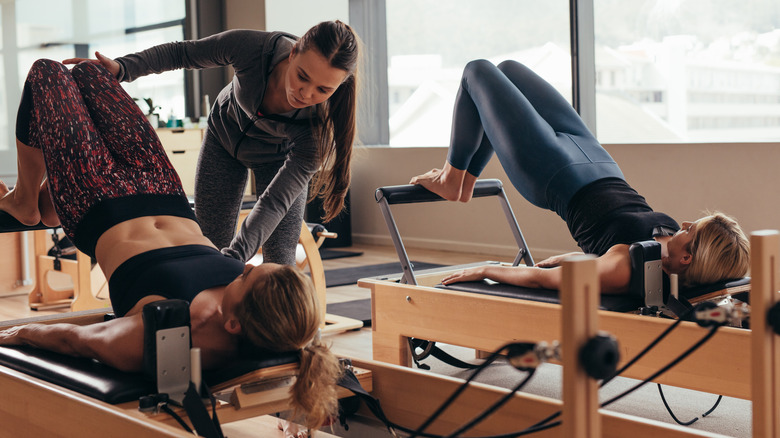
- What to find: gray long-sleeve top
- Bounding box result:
[115,29,321,261]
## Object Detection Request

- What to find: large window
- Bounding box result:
[0,0,185,179]
[366,0,780,146]
[594,0,780,143]
[385,0,571,146]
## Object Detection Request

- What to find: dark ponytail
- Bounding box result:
[296,20,360,221]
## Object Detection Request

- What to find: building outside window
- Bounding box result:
[384,0,780,146]
[594,0,780,143]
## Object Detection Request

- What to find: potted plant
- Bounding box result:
[135,97,162,128]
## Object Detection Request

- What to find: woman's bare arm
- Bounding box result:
[441,244,632,294]
[0,315,145,372]
[441,264,562,289]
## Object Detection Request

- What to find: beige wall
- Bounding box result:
[349,143,780,261]
[224,0,265,30]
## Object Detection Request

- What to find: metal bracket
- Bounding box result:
[155,326,191,405]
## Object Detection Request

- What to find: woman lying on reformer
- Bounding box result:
[0,59,340,432]
[410,59,749,293]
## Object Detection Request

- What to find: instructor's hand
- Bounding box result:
[63,51,120,78]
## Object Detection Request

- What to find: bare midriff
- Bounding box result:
[94,216,216,281]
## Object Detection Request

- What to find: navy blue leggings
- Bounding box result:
[447,60,624,219]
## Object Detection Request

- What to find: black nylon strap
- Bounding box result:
[410,339,481,370]
[666,296,695,320]
[180,382,224,438]
[337,367,396,431]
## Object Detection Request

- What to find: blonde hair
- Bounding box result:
[234,265,341,430]
[683,212,750,287]
[296,20,360,222]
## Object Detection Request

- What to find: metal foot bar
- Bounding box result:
[375,179,534,285]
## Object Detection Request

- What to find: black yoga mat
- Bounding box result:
[319,248,364,260]
[324,261,445,288]
[327,298,373,326]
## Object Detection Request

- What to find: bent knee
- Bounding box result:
[496,59,526,73]
[70,60,111,82]
[29,59,68,77]
[463,59,495,79]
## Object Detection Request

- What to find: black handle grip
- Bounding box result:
[375,178,504,205]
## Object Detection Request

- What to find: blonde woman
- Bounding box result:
[411,60,749,292]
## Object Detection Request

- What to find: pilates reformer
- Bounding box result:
[3,231,778,437]
[360,179,754,399]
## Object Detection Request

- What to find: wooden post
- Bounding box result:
[560,254,601,438]
[751,230,780,437]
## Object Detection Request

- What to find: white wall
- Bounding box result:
[349,143,780,261]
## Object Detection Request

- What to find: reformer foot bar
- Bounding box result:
[5,233,779,438]
[376,179,534,285]
[363,180,753,399]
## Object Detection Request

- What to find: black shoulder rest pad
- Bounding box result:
[142,299,191,380]
[438,281,643,313]
[0,211,54,233]
[375,178,504,205]
[628,240,662,299]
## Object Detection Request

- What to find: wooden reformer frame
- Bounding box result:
[5,232,778,437]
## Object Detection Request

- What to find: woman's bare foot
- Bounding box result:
[38,182,60,227]
[459,172,479,202]
[0,180,41,225]
[409,162,467,202]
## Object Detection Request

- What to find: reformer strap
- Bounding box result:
[181,382,224,438]
[337,366,397,434]
[409,339,480,370]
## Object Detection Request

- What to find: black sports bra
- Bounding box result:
[108,245,244,317]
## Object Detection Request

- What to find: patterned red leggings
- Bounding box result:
[19,59,186,244]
